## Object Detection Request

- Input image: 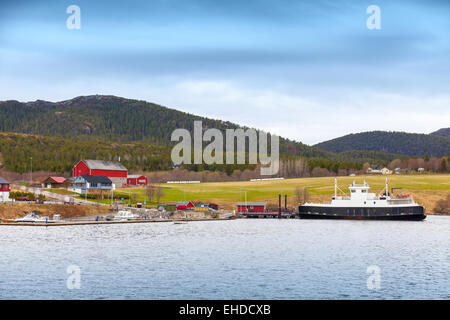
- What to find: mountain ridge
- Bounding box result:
[314,131,450,157]
[431,128,450,138]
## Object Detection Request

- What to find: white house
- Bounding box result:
[0,177,11,202]
[367,167,392,175]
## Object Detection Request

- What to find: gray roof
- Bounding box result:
[79,175,112,184]
[83,160,127,171]
[0,177,10,184]
[127,174,145,179]
[237,202,266,206]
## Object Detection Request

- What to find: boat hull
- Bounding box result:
[298,205,426,221]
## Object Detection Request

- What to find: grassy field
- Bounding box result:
[116,174,450,211]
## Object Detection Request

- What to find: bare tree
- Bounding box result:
[145,184,156,203]
[155,186,165,203]
[295,186,310,205]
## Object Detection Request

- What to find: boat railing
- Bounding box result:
[332,196,351,201]
[387,198,414,205]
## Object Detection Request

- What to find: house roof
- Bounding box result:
[237,202,266,206]
[172,201,194,206]
[0,177,10,184]
[127,174,145,179]
[45,176,66,183]
[79,175,112,184]
[82,160,127,171]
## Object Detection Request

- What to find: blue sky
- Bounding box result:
[1,0,449,144]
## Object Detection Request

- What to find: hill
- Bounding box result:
[0,96,425,176]
[0,95,329,159]
[314,131,450,157]
[0,132,172,174]
[431,128,450,138]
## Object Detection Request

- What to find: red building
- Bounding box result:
[172,201,195,210]
[236,202,266,213]
[73,160,128,186]
[127,175,148,186]
[0,177,11,202]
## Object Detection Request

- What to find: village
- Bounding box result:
[0,159,285,225]
[0,158,448,225]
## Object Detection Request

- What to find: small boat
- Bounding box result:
[1,218,16,223]
[113,210,139,221]
[15,212,52,223]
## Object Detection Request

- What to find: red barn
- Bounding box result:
[73,160,128,187]
[236,202,266,213]
[127,175,148,186]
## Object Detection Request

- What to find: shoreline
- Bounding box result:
[0,217,235,227]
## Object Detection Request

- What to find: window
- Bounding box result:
[361,190,367,193]
[351,190,356,193]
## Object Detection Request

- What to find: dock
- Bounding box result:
[240,212,296,219]
[0,217,234,227]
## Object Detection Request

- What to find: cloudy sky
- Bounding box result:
[1,0,449,144]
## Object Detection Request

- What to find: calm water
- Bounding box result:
[0,216,449,299]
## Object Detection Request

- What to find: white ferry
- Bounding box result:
[298,179,426,221]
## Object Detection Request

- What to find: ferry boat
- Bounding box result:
[298,179,426,221]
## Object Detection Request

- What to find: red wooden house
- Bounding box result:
[127,175,148,186]
[172,201,195,210]
[236,202,266,213]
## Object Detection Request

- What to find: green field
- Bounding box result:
[116,174,450,209]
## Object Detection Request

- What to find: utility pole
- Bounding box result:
[244,191,247,213]
[30,157,33,184]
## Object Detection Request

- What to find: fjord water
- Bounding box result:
[0,216,449,299]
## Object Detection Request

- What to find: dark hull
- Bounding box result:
[299,205,426,221]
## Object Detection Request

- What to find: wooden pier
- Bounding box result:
[240,212,296,219]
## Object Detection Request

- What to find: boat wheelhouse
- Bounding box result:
[299,179,426,220]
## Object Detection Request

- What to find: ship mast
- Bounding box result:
[334,178,337,198]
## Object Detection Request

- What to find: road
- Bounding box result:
[12,184,110,206]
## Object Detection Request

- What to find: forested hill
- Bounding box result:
[314,131,450,157]
[431,128,450,138]
[0,95,329,159]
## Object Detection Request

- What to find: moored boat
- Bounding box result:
[113,210,140,221]
[299,179,426,221]
[15,212,54,223]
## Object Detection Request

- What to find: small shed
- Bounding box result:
[236,202,266,213]
[172,201,195,210]
[209,203,219,211]
[127,175,148,186]
[195,204,210,212]
[42,176,67,188]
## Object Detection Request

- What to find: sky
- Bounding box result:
[1,0,449,144]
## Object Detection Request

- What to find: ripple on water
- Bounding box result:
[0,216,449,299]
